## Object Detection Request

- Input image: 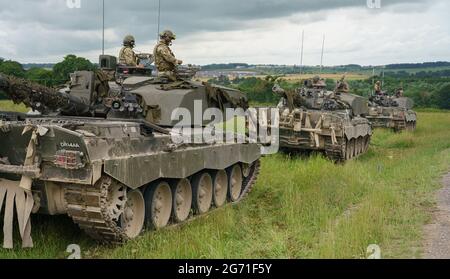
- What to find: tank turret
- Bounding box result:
[273,76,372,161]
[366,89,417,132]
[273,77,369,116]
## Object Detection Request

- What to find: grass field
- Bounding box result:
[0,100,28,113]
[0,108,449,259]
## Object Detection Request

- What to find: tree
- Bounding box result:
[52,54,96,82]
[435,83,450,110]
[0,60,26,78]
[26,68,56,87]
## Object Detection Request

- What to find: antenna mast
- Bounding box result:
[299,30,304,76]
[102,0,105,55]
[157,0,161,41]
[320,34,325,74]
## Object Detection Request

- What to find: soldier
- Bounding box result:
[335,75,349,94]
[153,30,183,81]
[119,35,142,67]
[395,87,404,98]
[374,81,382,95]
[311,76,326,89]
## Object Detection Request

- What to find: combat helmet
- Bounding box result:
[160,30,176,40]
[123,35,136,47]
[312,76,326,88]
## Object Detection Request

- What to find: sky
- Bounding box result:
[0,0,449,66]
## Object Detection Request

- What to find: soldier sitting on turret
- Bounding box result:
[335,75,349,94]
[395,87,404,98]
[119,35,144,68]
[153,30,183,82]
[312,76,326,89]
[374,81,383,96]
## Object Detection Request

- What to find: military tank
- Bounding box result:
[0,55,260,248]
[366,90,417,132]
[273,76,372,161]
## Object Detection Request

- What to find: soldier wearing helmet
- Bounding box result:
[311,75,326,89]
[153,30,183,81]
[374,80,382,95]
[119,35,141,67]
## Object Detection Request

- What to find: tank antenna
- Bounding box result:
[102,0,105,55]
[372,68,375,95]
[299,30,304,76]
[157,0,161,41]
[320,34,325,74]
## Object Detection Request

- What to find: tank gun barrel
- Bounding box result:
[0,74,91,115]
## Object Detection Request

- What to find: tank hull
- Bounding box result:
[366,106,417,132]
[0,114,261,246]
[278,108,372,161]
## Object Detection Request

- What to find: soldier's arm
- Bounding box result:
[158,45,179,65]
[123,48,138,66]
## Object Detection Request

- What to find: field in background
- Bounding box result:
[0,100,28,113]
[0,111,449,259]
[197,73,369,83]
[263,73,369,82]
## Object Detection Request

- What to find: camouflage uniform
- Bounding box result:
[311,76,326,89]
[153,30,182,81]
[119,47,139,66]
[119,35,139,66]
[335,76,349,94]
[374,81,382,95]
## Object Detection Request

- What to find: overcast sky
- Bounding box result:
[0,0,449,66]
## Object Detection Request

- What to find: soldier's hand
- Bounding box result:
[177,60,183,65]
[137,64,144,68]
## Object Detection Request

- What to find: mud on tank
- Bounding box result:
[272,76,372,162]
[0,55,261,248]
[367,93,417,132]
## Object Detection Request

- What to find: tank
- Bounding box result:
[366,92,417,132]
[0,56,261,248]
[273,76,372,161]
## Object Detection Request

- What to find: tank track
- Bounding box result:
[65,160,261,244]
[324,135,371,162]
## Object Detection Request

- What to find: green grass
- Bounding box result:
[0,112,449,259]
[0,100,28,113]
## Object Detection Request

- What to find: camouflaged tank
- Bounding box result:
[0,55,260,248]
[366,92,417,132]
[273,76,372,161]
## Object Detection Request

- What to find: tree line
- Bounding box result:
[208,75,450,109]
[0,55,96,99]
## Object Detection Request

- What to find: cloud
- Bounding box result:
[0,0,448,65]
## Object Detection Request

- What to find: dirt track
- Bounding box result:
[423,171,450,259]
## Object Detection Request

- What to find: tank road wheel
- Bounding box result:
[120,190,145,238]
[354,138,360,156]
[192,172,213,214]
[228,164,243,202]
[107,182,128,221]
[241,163,251,178]
[357,137,363,156]
[171,179,192,223]
[145,181,173,230]
[345,139,352,160]
[364,136,370,152]
[350,139,358,158]
[212,170,228,208]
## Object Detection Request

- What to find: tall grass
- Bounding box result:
[0,112,449,258]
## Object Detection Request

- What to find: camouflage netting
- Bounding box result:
[0,74,68,112]
[203,82,249,111]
